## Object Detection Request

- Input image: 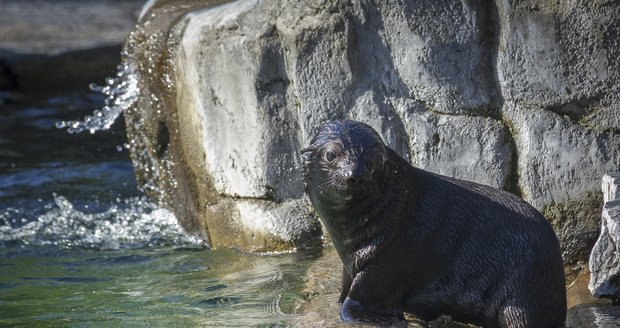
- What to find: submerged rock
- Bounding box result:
[567,303,620,328]
[589,173,620,301]
[124,0,620,257]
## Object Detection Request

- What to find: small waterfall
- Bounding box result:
[39,58,204,249]
[55,62,139,134]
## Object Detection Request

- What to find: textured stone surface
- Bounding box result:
[589,173,620,301]
[496,0,620,115]
[505,105,620,261]
[125,0,620,259]
[0,0,145,92]
[396,98,514,189]
[0,0,144,55]
[497,0,620,263]
[178,0,305,200]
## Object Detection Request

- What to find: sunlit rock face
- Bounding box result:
[124,0,620,258]
[589,173,620,301]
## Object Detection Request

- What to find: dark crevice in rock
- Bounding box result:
[479,0,504,121]
[256,26,290,100]
[0,59,17,90]
[487,0,523,197]
[502,124,523,197]
[258,24,306,201]
[422,105,503,121]
[219,194,275,202]
[545,96,602,124]
[256,77,290,97]
[156,121,170,159]
[486,0,506,116]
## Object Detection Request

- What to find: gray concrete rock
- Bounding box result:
[589,173,620,301]
[496,0,620,262]
[0,0,144,55]
[496,0,620,116]
[394,98,514,189]
[177,0,304,200]
[376,0,501,117]
[124,0,620,259]
[0,0,145,91]
[505,105,620,261]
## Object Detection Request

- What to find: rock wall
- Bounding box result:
[125,0,620,261]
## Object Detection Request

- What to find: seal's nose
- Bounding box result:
[346,160,369,185]
[349,173,367,184]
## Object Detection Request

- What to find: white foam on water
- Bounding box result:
[0,195,205,250]
[55,62,139,134]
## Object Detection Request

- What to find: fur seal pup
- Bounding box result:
[301,120,566,327]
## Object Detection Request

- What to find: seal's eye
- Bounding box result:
[324,150,337,162]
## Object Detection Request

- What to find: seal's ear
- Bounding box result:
[300,146,314,163]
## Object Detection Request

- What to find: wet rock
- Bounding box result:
[567,270,603,310]
[567,303,620,328]
[297,248,475,328]
[125,0,620,258]
[589,173,620,301]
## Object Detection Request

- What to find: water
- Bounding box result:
[0,247,321,327]
[55,63,138,135]
[0,78,338,327]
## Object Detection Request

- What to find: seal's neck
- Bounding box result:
[323,159,398,273]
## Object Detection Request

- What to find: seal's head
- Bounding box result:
[301,120,388,210]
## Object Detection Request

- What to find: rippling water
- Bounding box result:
[0,246,322,327]
[0,78,337,327]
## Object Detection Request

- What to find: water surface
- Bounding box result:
[0,84,328,327]
[0,246,321,327]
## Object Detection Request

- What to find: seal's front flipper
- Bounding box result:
[341,297,405,326]
[338,266,352,303]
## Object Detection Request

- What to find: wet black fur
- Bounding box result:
[302,120,566,327]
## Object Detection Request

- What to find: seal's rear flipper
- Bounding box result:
[341,297,405,326]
